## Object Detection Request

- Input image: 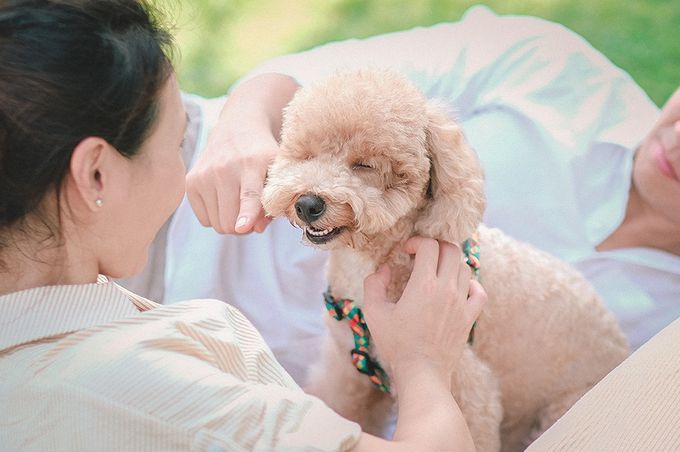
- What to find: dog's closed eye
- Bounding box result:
[351,161,375,171]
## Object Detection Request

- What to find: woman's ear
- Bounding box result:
[66,137,109,212]
[414,102,486,243]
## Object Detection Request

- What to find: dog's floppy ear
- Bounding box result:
[414,102,485,243]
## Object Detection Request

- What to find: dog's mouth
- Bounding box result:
[304,225,345,244]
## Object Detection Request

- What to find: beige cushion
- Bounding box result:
[529,316,680,451]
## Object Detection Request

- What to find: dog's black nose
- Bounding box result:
[295,194,326,223]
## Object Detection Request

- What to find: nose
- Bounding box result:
[295,194,326,223]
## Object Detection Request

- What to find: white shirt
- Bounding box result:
[0,279,360,451]
[160,6,678,385]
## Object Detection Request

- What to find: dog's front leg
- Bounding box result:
[304,319,394,437]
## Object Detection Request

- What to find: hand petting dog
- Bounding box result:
[364,238,485,386]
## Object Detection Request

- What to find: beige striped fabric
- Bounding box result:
[0,279,360,451]
[528,316,680,451]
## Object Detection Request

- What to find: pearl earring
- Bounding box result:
[95,198,103,208]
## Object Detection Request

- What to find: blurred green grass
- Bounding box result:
[160,0,679,106]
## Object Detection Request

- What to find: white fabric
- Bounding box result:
[0,280,360,451]
[164,6,679,385]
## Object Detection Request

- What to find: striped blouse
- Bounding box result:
[0,278,360,451]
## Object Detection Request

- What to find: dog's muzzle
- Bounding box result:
[294,193,346,245]
[295,194,326,223]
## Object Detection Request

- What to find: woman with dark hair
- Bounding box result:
[0,1,484,450]
[0,0,181,282]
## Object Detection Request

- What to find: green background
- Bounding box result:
[160,0,679,106]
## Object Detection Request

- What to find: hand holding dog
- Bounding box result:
[363,237,486,390]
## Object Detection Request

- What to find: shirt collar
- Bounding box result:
[0,277,149,352]
[593,246,680,273]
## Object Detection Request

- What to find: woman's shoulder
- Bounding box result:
[0,291,357,451]
[2,284,296,400]
[85,292,289,387]
[0,290,301,444]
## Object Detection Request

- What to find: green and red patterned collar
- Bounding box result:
[323,234,480,394]
[462,234,480,279]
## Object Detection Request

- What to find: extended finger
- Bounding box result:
[186,184,211,227]
[436,240,463,279]
[234,170,266,234]
[455,260,472,302]
[466,280,487,323]
[363,264,392,311]
[404,236,439,279]
[215,181,241,234]
[211,186,234,234]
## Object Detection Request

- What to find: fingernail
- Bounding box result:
[235,216,248,229]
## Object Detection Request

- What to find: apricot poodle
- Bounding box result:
[262,69,629,451]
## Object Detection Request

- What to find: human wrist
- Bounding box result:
[391,357,451,394]
[208,100,280,160]
[390,359,474,451]
[222,73,299,140]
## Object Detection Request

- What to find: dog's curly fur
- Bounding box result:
[262,69,630,451]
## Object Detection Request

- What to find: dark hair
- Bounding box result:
[0,0,174,232]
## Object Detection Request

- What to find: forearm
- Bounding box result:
[352,365,476,452]
[392,364,475,451]
[213,73,299,146]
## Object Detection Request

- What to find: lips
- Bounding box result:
[654,143,679,182]
[304,225,344,244]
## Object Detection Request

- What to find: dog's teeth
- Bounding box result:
[306,227,335,237]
